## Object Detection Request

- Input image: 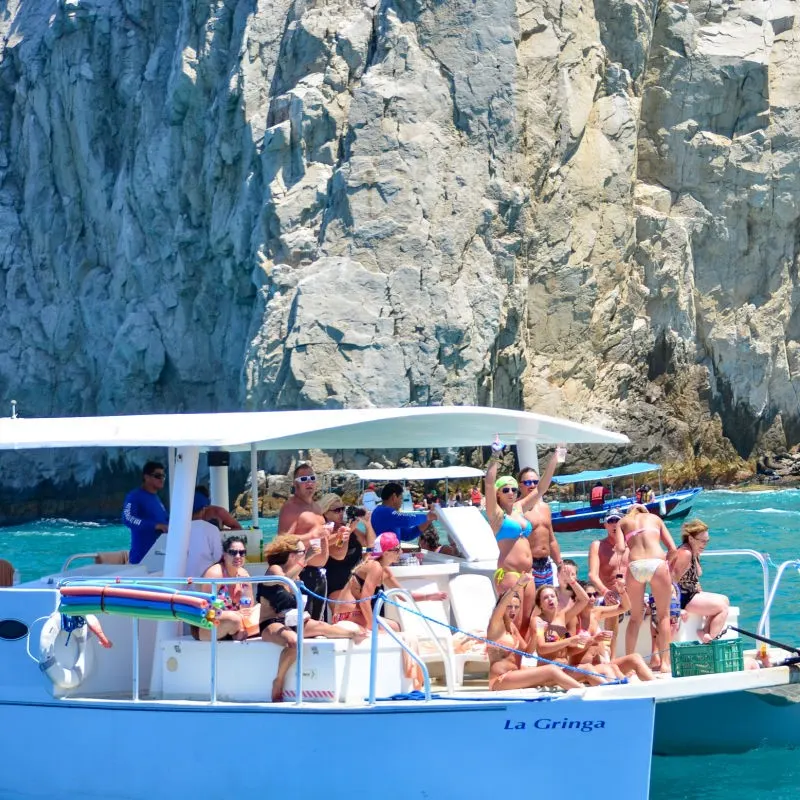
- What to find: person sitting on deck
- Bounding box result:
[260,535,367,702]
[192,486,242,530]
[571,580,654,682]
[122,461,169,564]
[371,482,437,542]
[487,574,581,692]
[331,533,447,631]
[195,535,258,641]
[668,519,729,643]
[185,500,223,580]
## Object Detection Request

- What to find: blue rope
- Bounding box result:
[298,582,379,605]
[378,592,627,685]
[371,690,556,703]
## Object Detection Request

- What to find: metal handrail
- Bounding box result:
[757,560,800,637]
[61,574,304,706]
[562,547,772,637]
[61,553,100,571]
[368,589,436,705]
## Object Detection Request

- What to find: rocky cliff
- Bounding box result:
[1,0,799,512]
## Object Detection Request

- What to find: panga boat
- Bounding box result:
[549,461,702,533]
[0,406,656,799]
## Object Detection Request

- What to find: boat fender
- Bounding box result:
[38,613,94,691]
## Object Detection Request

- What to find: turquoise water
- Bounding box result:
[2,489,800,798]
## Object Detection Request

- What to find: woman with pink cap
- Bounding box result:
[332,532,447,631]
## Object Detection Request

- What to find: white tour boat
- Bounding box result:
[0,406,657,800]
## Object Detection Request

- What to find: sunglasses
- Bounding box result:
[295,474,317,484]
[227,549,246,557]
[149,472,166,480]
[500,486,518,494]
[290,549,306,556]
[329,507,345,513]
[586,592,599,598]
[521,479,539,486]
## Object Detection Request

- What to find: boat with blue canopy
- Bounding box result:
[550,461,701,533]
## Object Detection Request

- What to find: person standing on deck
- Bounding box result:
[123,461,169,564]
[277,463,328,620]
[371,482,438,542]
[517,446,566,589]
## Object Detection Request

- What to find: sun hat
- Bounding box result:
[371,532,400,558]
[494,475,518,491]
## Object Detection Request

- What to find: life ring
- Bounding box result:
[38,613,94,690]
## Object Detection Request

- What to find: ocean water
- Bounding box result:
[2,489,800,799]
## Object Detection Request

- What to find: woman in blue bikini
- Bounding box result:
[617,505,678,673]
[485,459,536,635]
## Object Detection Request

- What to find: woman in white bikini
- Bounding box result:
[616,505,678,673]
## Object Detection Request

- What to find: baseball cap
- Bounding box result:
[371,532,400,558]
[603,510,623,523]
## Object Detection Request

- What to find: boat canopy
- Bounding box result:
[341,467,484,482]
[0,406,628,452]
[551,461,661,485]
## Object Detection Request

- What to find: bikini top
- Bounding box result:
[624,526,661,544]
[544,622,569,643]
[496,513,533,542]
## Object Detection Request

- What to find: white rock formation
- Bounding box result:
[0,0,799,514]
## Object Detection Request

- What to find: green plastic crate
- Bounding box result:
[670,638,744,678]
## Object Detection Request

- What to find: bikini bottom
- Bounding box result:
[628,558,665,584]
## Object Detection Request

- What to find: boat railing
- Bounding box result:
[102,575,305,706]
[562,548,772,637]
[369,588,434,704]
[61,553,101,571]
[757,560,800,637]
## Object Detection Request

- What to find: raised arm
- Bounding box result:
[518,447,564,511]
[484,460,500,521]
[587,540,609,597]
[487,575,529,641]
[564,579,589,623]
[352,511,376,549]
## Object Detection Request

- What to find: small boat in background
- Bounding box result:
[550,461,702,533]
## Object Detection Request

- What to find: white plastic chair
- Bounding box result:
[389,595,460,688]
[448,573,494,681]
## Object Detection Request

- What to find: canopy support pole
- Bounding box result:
[250,443,259,529]
[516,438,539,474]
[151,445,200,698]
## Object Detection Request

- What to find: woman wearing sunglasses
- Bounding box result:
[318,493,376,602]
[485,459,535,636]
[195,535,257,641]
[570,580,654,681]
[332,532,447,632]
[488,574,581,691]
[260,535,368,702]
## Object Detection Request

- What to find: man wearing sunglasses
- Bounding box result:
[122,461,170,564]
[277,463,329,620]
[516,447,567,587]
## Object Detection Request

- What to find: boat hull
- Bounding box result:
[654,681,800,755]
[0,696,654,798]
[552,488,702,533]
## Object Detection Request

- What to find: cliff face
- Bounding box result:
[1,0,799,507]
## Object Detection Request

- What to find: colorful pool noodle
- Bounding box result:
[58,583,221,628]
[62,582,219,602]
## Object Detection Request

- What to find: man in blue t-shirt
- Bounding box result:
[371,482,438,543]
[123,461,169,563]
